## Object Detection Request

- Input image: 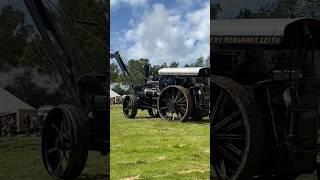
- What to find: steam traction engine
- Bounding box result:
[111,52,210,121]
[25,0,108,179]
[211,18,320,179]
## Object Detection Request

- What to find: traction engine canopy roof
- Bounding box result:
[158,67,209,76]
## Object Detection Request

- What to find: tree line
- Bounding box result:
[110,56,209,84]
[0,0,106,108]
[212,0,320,19]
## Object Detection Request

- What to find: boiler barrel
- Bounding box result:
[144,88,158,98]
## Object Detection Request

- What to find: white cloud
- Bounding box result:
[121,2,210,65]
[175,0,203,10]
[110,0,147,8]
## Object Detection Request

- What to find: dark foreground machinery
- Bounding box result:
[25,0,108,179]
[111,52,210,121]
[211,18,320,179]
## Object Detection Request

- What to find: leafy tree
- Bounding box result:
[211,3,222,19]
[116,73,125,83]
[204,56,210,67]
[256,0,320,18]
[58,0,107,75]
[0,5,30,67]
[110,63,120,82]
[126,58,150,85]
[304,0,320,17]
[112,84,128,96]
[19,38,53,72]
[185,57,207,67]
[150,63,168,76]
[260,0,299,18]
[169,61,179,67]
[0,5,61,108]
[5,71,63,108]
[237,8,254,18]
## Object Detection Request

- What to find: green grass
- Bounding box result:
[0,136,106,180]
[110,105,210,180]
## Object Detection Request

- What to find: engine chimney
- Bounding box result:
[144,63,150,84]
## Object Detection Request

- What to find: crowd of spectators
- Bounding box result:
[0,114,17,138]
[0,114,42,138]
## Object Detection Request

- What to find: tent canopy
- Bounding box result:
[110,89,120,98]
[0,87,35,113]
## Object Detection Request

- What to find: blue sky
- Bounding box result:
[110,0,210,66]
[1,0,269,65]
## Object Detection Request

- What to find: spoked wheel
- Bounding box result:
[123,95,138,118]
[317,156,320,180]
[316,129,320,180]
[211,76,264,180]
[316,163,320,180]
[42,104,89,179]
[148,108,159,118]
[158,85,193,121]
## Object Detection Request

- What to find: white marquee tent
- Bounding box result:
[0,87,35,114]
[110,89,120,98]
[0,87,37,132]
[110,89,121,104]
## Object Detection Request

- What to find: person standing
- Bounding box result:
[3,120,8,137]
[31,117,38,136]
[0,117,3,138]
[9,117,13,138]
[11,117,17,138]
[25,115,31,137]
[39,115,44,137]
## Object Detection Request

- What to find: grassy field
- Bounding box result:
[110,105,210,180]
[0,136,106,180]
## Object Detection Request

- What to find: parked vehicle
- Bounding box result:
[111,52,210,121]
[211,18,320,179]
[25,0,108,179]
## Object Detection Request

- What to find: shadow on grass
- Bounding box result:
[134,116,156,119]
[186,119,210,124]
[73,173,107,180]
[126,114,210,124]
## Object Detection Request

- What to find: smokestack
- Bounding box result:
[144,63,150,84]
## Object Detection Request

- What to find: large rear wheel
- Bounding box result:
[158,85,193,121]
[42,105,89,179]
[211,76,264,180]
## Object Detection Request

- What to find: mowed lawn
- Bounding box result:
[0,136,106,180]
[110,105,210,180]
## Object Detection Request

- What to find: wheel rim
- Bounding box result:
[211,85,249,179]
[148,108,158,117]
[42,109,72,178]
[158,86,190,121]
[123,96,135,117]
[152,108,158,117]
